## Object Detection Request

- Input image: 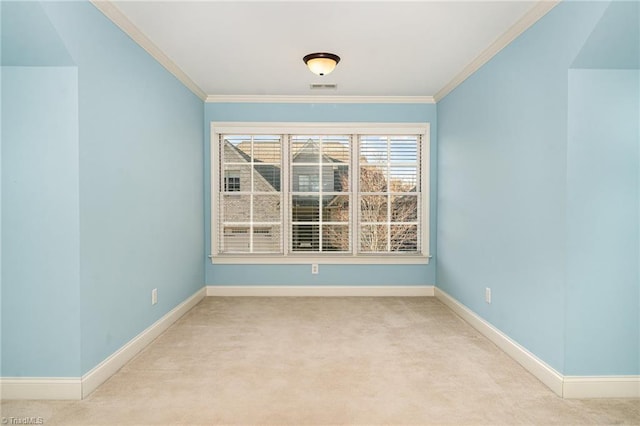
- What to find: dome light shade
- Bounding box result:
[303,52,341,76]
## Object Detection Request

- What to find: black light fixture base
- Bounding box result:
[303,52,341,65]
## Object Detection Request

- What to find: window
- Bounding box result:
[218,135,282,254]
[291,135,351,253]
[211,123,430,264]
[359,135,419,253]
[224,170,240,192]
[298,175,319,192]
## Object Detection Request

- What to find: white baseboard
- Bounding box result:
[435,288,640,399]
[206,285,435,297]
[4,286,636,400]
[563,376,640,399]
[435,287,565,397]
[0,287,206,401]
[81,286,206,398]
[0,378,82,400]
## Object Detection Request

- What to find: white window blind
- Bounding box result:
[358,135,421,253]
[219,135,282,254]
[290,135,351,253]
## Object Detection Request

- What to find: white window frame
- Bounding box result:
[210,122,430,264]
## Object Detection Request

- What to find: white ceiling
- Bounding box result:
[106,1,546,100]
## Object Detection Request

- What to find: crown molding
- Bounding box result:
[434,0,560,102]
[205,95,435,104]
[90,0,207,101]
[93,0,557,105]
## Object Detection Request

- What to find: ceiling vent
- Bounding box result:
[310,83,337,90]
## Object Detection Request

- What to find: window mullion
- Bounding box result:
[352,135,359,256]
[215,134,223,255]
[248,136,254,253]
[420,134,428,256]
[318,137,323,253]
[387,136,392,252]
[283,134,290,255]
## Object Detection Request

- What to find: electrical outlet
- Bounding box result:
[152,288,158,305]
[485,287,491,304]
[311,264,319,274]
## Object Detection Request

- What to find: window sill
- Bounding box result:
[209,254,431,265]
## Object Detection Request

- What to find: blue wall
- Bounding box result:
[438,0,639,375]
[2,67,81,376]
[566,69,639,375]
[1,1,204,377]
[204,102,437,286]
[2,0,636,382]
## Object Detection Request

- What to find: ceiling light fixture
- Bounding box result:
[303,52,340,76]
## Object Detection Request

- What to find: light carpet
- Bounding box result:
[2,297,638,425]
